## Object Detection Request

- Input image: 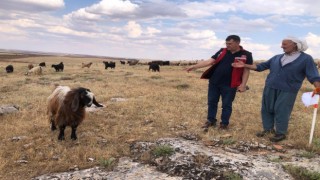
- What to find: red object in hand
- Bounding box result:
[312,87,320,97]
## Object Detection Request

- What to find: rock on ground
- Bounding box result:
[33,138,320,180]
[0,105,19,115]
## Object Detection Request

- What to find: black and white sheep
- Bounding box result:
[5,65,14,73]
[47,86,103,140]
[52,62,64,72]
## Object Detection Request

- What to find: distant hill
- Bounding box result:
[0,49,150,61]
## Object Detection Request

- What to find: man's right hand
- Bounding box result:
[231,61,245,68]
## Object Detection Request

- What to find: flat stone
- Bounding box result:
[0,105,19,115]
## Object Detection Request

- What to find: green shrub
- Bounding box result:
[223,171,243,180]
[99,157,116,169]
[222,138,236,145]
[152,145,175,157]
[313,138,320,149]
[284,165,320,180]
[299,151,316,159]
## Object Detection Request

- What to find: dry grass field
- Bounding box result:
[0,54,320,179]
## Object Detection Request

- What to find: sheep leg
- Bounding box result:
[50,116,57,131]
[50,120,57,131]
[71,126,78,140]
[58,125,66,140]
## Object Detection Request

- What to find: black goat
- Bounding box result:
[103,61,116,69]
[52,62,64,72]
[5,65,14,73]
[149,63,160,72]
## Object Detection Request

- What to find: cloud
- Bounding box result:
[225,16,274,32]
[133,0,186,19]
[0,0,319,60]
[237,0,320,16]
[0,23,25,35]
[181,1,235,18]
[243,42,274,60]
[145,27,161,37]
[86,0,138,17]
[9,18,43,28]
[0,0,64,12]
[305,33,320,59]
[125,21,142,38]
[65,0,186,22]
[47,25,98,39]
[64,8,102,21]
[186,30,215,40]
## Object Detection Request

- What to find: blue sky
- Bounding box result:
[0,0,320,61]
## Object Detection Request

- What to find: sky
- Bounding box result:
[1,0,320,61]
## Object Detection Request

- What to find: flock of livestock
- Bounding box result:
[2,58,198,141]
[3,59,198,75]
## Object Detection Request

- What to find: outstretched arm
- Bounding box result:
[185,58,215,72]
[232,61,257,70]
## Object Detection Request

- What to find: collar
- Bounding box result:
[285,51,299,56]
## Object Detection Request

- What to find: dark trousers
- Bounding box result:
[207,83,237,125]
[261,87,297,135]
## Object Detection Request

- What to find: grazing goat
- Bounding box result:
[28,64,34,70]
[52,62,64,72]
[5,65,14,73]
[149,63,160,72]
[25,66,42,75]
[82,62,92,68]
[39,62,46,67]
[120,60,126,65]
[128,60,139,66]
[47,86,103,140]
[103,61,116,69]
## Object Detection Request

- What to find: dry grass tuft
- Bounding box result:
[0,56,320,179]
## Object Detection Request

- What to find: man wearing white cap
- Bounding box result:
[232,36,320,142]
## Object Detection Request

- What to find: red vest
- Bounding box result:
[200,48,247,88]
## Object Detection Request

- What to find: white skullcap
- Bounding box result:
[284,36,308,51]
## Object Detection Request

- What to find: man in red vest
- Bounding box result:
[185,35,253,131]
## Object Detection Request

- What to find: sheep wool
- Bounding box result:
[47,86,94,140]
[26,66,42,75]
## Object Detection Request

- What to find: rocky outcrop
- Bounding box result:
[33,138,320,180]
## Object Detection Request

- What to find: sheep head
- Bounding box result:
[71,87,94,112]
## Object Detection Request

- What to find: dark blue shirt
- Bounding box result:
[209,48,253,86]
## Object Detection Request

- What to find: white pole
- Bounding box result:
[309,100,319,146]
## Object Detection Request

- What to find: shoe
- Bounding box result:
[201,120,216,132]
[201,120,217,128]
[219,123,228,130]
[256,129,275,137]
[270,134,286,142]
